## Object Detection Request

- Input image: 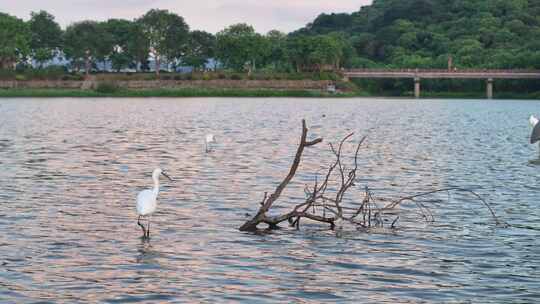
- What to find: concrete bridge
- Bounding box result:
[343,69,540,98]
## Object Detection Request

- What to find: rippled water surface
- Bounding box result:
[1,98,539,303]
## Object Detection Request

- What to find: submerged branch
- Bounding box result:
[239,119,323,232]
[239,120,506,233]
[383,187,505,226]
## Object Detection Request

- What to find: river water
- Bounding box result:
[0,98,539,303]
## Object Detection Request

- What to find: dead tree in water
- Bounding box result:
[239,120,505,232]
[239,119,324,231]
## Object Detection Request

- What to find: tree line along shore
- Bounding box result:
[1,0,540,97]
[0,9,352,76]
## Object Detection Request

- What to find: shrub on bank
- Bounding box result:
[143,74,155,81]
[1,66,71,81]
[61,74,84,81]
[31,66,68,80]
[285,73,306,80]
[0,69,15,80]
[335,80,359,92]
[95,82,120,93]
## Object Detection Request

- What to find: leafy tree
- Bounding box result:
[265,30,288,71]
[453,38,484,67]
[351,33,377,58]
[348,56,378,68]
[125,22,150,71]
[105,19,135,71]
[64,21,109,75]
[95,22,115,70]
[506,19,527,35]
[137,9,189,76]
[304,13,354,35]
[398,31,418,50]
[216,23,270,73]
[28,11,63,68]
[286,35,313,72]
[286,33,349,72]
[0,13,30,70]
[183,30,216,71]
[309,34,347,71]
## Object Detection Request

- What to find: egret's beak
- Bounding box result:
[161,171,173,181]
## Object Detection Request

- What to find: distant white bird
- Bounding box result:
[529,115,538,128]
[529,115,540,145]
[136,168,173,238]
[205,134,216,153]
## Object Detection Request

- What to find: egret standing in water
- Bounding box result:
[136,168,173,238]
[205,134,216,153]
[529,115,540,148]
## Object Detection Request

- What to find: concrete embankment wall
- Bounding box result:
[0,80,332,91]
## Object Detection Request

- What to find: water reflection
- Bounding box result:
[136,239,157,264]
[0,98,539,303]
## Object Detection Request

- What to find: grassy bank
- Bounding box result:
[0,88,363,98]
[0,88,537,99]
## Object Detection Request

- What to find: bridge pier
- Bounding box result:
[486,78,493,99]
[414,77,421,99]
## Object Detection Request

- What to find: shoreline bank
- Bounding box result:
[4,88,540,100]
[1,88,539,99]
[0,88,361,98]
[0,78,538,99]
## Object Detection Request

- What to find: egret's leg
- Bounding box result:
[146,217,151,238]
[138,215,147,237]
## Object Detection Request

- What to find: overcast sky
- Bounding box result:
[2,0,372,33]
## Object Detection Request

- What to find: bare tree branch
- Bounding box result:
[239,120,506,233]
[239,119,323,232]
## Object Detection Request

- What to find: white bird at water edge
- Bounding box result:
[205,134,216,153]
[529,115,540,146]
[136,168,173,238]
[529,115,538,128]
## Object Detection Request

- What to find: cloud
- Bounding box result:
[2,0,371,33]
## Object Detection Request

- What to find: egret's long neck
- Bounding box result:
[152,176,160,197]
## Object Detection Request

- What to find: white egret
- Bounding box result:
[136,168,173,238]
[529,115,538,128]
[529,115,540,146]
[205,134,216,153]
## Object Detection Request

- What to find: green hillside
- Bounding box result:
[295,0,540,69]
